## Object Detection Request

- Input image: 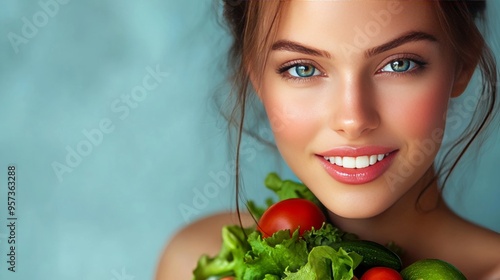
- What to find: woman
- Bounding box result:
[156,1,500,279]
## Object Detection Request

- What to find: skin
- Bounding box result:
[156,1,500,279]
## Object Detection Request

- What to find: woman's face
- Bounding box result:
[259,0,466,218]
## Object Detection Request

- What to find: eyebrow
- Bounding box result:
[271,31,438,59]
[365,31,438,58]
[271,40,332,59]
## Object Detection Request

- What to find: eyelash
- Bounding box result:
[276,60,324,82]
[276,55,428,82]
[376,55,428,77]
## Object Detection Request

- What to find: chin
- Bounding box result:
[322,194,398,220]
[330,206,389,219]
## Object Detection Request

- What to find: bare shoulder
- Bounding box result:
[424,206,500,279]
[155,211,255,280]
[484,264,500,280]
[457,221,500,280]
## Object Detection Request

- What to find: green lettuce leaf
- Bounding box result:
[192,225,253,279]
[284,246,363,280]
[265,173,321,205]
[242,229,309,279]
[246,198,274,221]
[303,223,359,251]
[247,173,321,220]
[262,275,281,280]
[193,223,361,279]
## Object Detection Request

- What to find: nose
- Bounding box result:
[329,78,380,139]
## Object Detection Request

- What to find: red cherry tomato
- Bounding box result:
[257,198,326,238]
[360,267,403,280]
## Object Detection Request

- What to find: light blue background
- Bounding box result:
[0,1,498,279]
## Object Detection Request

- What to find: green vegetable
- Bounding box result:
[247,173,322,220]
[192,225,252,279]
[243,229,308,278]
[264,173,321,206]
[302,223,359,250]
[284,246,363,280]
[329,240,402,275]
[246,198,274,221]
[192,225,361,279]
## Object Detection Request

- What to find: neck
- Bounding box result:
[328,167,442,245]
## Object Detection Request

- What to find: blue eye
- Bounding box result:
[287,64,321,78]
[380,59,418,73]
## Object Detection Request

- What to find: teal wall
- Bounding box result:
[0,1,498,279]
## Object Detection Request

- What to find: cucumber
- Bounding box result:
[329,240,402,275]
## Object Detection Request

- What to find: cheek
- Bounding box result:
[260,83,323,157]
[385,78,452,143]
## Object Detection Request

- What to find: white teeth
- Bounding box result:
[324,153,390,169]
[343,157,356,168]
[355,156,369,168]
[335,156,342,165]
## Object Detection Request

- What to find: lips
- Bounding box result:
[317,146,398,184]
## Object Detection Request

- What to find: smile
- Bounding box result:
[323,153,390,169]
[317,147,398,185]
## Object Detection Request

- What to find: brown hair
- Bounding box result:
[220,0,498,216]
[429,1,497,200]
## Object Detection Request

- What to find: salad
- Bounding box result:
[192,173,466,280]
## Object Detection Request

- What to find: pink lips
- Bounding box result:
[317,146,398,185]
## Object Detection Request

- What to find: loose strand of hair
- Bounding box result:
[441,45,498,188]
[235,81,247,232]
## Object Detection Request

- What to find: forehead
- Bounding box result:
[276,0,445,55]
